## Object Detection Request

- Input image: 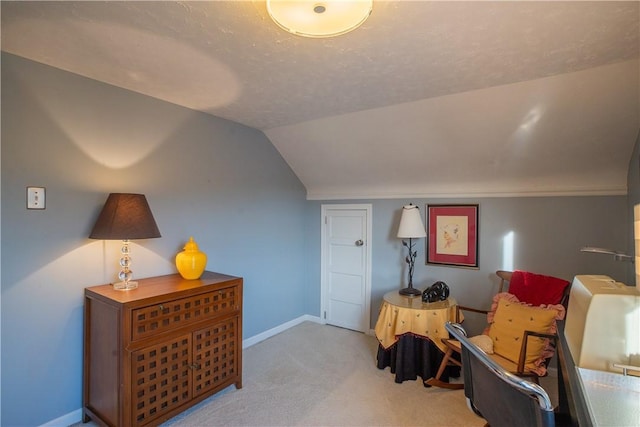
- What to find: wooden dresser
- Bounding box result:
[83,271,243,426]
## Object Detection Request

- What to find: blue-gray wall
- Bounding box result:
[1,53,309,426]
[1,53,633,425]
[307,196,629,336]
[626,130,640,284]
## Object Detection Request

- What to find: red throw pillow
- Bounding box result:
[509,270,570,306]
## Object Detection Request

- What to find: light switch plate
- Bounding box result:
[27,186,46,209]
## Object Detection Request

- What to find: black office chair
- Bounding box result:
[445,322,556,427]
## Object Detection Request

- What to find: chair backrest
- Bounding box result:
[446,322,556,427]
[497,270,571,308]
[496,270,513,293]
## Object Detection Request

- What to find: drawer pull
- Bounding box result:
[158,304,165,311]
[190,363,201,370]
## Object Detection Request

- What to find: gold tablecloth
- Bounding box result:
[375,292,459,353]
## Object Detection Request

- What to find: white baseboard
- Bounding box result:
[40,408,82,427]
[242,314,322,348]
[43,315,323,427]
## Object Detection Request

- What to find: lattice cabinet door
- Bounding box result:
[131,333,192,426]
[192,316,240,398]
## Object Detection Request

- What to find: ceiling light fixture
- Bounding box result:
[266,0,373,38]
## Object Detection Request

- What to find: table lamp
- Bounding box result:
[397,204,427,296]
[89,193,161,290]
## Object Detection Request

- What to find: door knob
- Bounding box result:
[355,239,364,246]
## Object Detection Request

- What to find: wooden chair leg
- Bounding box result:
[425,347,464,390]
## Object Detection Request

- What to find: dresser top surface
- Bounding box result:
[85,271,241,304]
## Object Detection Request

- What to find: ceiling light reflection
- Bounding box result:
[519,107,543,132]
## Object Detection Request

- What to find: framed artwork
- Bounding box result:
[426,204,479,268]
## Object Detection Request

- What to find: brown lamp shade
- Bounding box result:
[89,193,161,240]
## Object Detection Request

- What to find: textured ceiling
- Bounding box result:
[2,1,639,199]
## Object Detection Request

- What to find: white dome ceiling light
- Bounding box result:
[266,0,373,38]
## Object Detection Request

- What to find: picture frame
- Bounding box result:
[426,204,479,268]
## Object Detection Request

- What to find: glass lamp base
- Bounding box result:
[113,280,138,291]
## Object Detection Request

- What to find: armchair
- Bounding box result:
[425,270,570,389]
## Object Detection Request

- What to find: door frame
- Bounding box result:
[320,204,372,333]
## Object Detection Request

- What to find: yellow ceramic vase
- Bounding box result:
[175,236,207,280]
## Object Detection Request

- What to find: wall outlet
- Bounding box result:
[27,186,46,209]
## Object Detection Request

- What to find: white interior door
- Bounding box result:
[321,204,372,332]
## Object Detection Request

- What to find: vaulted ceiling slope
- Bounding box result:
[2,1,639,199]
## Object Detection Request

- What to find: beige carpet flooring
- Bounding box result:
[78,321,559,426]
[163,321,486,427]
